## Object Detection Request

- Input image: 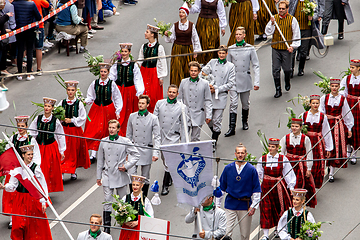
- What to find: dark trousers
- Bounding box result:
[298,29,312,58]
[0,44,7,71]
[16,30,35,73]
[323,0,345,27]
[272,48,292,79]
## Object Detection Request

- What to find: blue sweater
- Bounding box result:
[219,162,261,211]
[101,0,115,11]
[12,0,41,28]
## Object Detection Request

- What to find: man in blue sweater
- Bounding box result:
[218,143,261,240]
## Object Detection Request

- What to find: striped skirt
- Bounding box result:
[196,17,220,64]
[255,0,277,36]
[170,43,194,87]
[228,1,255,46]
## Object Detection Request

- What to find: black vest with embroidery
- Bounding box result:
[62,99,80,127]
[94,79,113,107]
[141,43,159,68]
[125,194,144,221]
[12,134,32,156]
[16,163,37,193]
[287,208,309,238]
[116,62,135,87]
[36,115,56,145]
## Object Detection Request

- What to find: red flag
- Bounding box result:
[0,149,21,176]
[12,168,43,200]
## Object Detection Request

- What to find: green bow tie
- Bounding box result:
[218,58,226,64]
[109,134,118,141]
[236,40,245,47]
[167,97,177,104]
[89,229,101,239]
[138,109,148,116]
[202,202,214,212]
[190,76,199,83]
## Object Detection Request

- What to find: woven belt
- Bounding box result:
[307,131,325,175]
[326,114,346,161]
[286,153,306,188]
[263,174,291,215]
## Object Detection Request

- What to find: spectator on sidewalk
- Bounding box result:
[0,0,15,76]
[98,0,117,22]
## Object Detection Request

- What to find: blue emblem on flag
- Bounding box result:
[177,147,206,188]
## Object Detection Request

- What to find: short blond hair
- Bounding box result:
[189,61,201,71]
[90,214,102,224]
[218,45,228,53]
[279,0,289,8]
[108,119,120,129]
[235,26,246,34]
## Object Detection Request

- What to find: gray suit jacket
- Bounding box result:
[77,230,113,240]
[154,99,190,144]
[97,136,140,189]
[126,111,161,165]
[227,43,260,93]
[202,59,235,109]
[178,77,213,127]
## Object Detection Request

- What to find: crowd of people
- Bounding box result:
[0,0,357,239]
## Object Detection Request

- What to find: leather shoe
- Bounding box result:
[274,90,282,98]
[285,84,291,91]
[90,157,97,164]
[298,69,304,76]
[338,33,344,40]
[242,122,249,130]
[161,187,169,196]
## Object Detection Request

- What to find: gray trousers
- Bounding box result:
[229,90,250,113]
[103,186,127,211]
[128,164,151,184]
[103,10,113,17]
[190,126,202,142]
[208,109,224,132]
[323,0,345,26]
[225,209,252,240]
[272,48,292,79]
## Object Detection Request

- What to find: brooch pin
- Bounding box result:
[236,176,241,181]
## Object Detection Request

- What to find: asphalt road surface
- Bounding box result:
[0,0,359,239]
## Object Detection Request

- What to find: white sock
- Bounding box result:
[347,145,353,157]
[329,166,335,176]
[263,229,269,237]
[91,150,97,158]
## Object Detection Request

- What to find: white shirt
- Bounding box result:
[85,78,123,115]
[265,16,301,49]
[189,0,227,29]
[109,60,145,97]
[164,20,202,52]
[340,74,360,97]
[122,192,154,218]
[256,153,296,190]
[277,207,315,240]
[319,94,354,130]
[29,115,67,154]
[5,161,48,205]
[138,40,168,79]
[301,111,334,151]
[57,98,87,127]
[6,133,42,166]
[280,133,313,171]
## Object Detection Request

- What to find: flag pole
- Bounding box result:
[180,100,190,143]
[2,132,75,240]
[261,0,290,49]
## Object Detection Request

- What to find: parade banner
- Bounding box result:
[161,140,213,207]
[139,215,170,240]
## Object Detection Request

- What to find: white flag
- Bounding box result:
[161,140,213,207]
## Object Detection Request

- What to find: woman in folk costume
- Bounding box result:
[58,81,90,181]
[277,189,315,240]
[280,118,317,208]
[227,0,259,46]
[109,43,144,136]
[256,138,296,240]
[0,145,52,240]
[164,3,202,86]
[119,175,154,240]
[319,78,354,182]
[29,97,66,193]
[84,63,123,162]
[138,25,168,113]
[255,0,277,41]
[187,0,227,64]
[3,116,41,229]
[302,95,333,188]
[340,59,360,165]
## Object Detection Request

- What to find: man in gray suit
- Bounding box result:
[224,27,260,137]
[77,214,113,240]
[97,119,140,234]
[127,95,161,197]
[179,61,213,142]
[154,84,190,195]
[202,45,235,144]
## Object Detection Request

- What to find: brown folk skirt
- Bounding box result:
[196,17,220,64]
[228,1,254,46]
[170,43,194,87]
[255,0,278,36]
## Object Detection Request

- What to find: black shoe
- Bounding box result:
[351,159,357,165]
[290,69,294,78]
[329,176,334,183]
[168,174,172,186]
[8,222,12,229]
[242,109,249,130]
[338,33,344,40]
[306,55,310,61]
[298,57,306,76]
[161,186,169,195]
[321,25,328,35]
[98,19,106,24]
[274,88,282,98]
[298,69,304,76]
[224,113,237,137]
[70,173,77,180]
[90,157,97,164]
[284,71,291,91]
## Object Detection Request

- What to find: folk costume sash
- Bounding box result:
[285,134,306,188]
[36,115,56,145]
[94,79,113,107]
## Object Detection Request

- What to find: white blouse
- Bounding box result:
[85,78,124,115]
[122,192,154,218]
[340,74,360,97]
[164,20,202,52]
[6,133,42,166]
[29,115,67,154]
[57,98,87,127]
[138,40,168,79]
[189,0,227,29]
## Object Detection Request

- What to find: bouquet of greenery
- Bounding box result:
[244,153,257,165]
[223,0,237,7]
[104,195,138,226]
[287,94,311,112]
[301,0,317,26]
[31,102,65,121]
[84,52,104,77]
[257,130,282,156]
[183,0,195,5]
[55,73,87,107]
[284,107,308,134]
[154,18,172,37]
[0,138,8,183]
[313,71,331,94]
[298,221,331,240]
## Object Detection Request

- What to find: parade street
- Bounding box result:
[0,0,360,239]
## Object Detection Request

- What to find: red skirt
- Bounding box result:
[11,192,52,240]
[326,117,348,168]
[83,102,117,150]
[307,132,326,188]
[347,95,360,149]
[141,66,163,113]
[2,174,17,214]
[39,142,64,193]
[119,223,139,240]
[118,85,139,137]
[61,126,90,174]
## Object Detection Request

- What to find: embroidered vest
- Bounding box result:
[272,14,294,50]
[199,0,218,19]
[324,94,345,117]
[125,194,144,221]
[142,42,159,68]
[62,99,80,127]
[16,163,37,193]
[287,208,309,238]
[36,115,56,145]
[12,134,32,156]
[94,79,113,107]
[174,21,193,46]
[116,62,135,87]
